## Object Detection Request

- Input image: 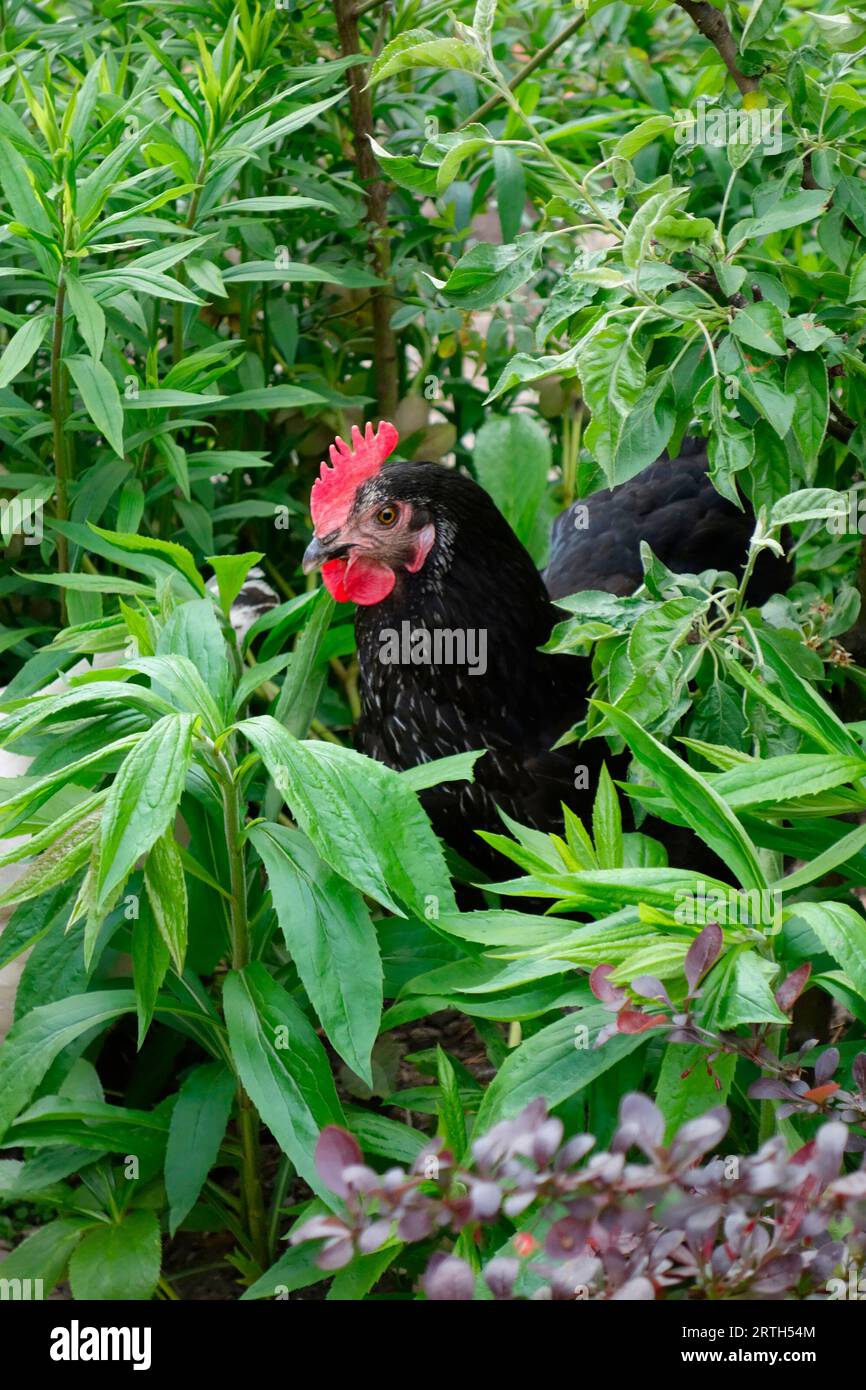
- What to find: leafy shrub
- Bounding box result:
[2,0,866,1303]
[293,1094,866,1300]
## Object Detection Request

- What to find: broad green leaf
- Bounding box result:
[223,964,345,1202]
[0,315,49,389]
[89,525,205,595]
[96,714,195,913]
[250,824,382,1085]
[237,715,456,918]
[474,1005,648,1131]
[156,599,233,718]
[785,352,828,471]
[69,1211,161,1301]
[165,1062,235,1235]
[206,551,265,616]
[0,1219,86,1295]
[656,1045,736,1140]
[65,274,105,361]
[144,829,188,972]
[614,114,673,159]
[371,28,485,83]
[728,189,830,248]
[65,355,125,458]
[0,990,135,1141]
[730,302,786,357]
[131,897,170,1046]
[716,950,788,1027]
[793,902,866,1002]
[399,750,485,792]
[473,413,552,561]
[578,320,646,480]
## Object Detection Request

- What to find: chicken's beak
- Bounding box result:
[302,535,328,574]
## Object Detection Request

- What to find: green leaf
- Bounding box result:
[89,525,205,596]
[473,413,552,561]
[0,315,49,389]
[206,551,265,616]
[156,599,233,718]
[443,236,545,311]
[493,145,526,243]
[592,763,623,868]
[0,811,97,907]
[131,896,170,1047]
[65,354,125,458]
[769,487,844,528]
[774,820,866,894]
[785,352,829,471]
[0,990,135,1142]
[578,320,646,481]
[621,188,687,270]
[655,1045,736,1140]
[250,824,382,1085]
[728,189,830,248]
[0,1219,86,1295]
[399,750,485,792]
[238,715,456,918]
[436,1046,468,1158]
[730,302,786,357]
[69,1211,161,1301]
[370,28,485,83]
[165,1062,235,1235]
[793,902,866,1002]
[96,714,195,914]
[716,950,788,1027]
[269,589,334,745]
[223,964,345,1202]
[474,1005,647,1131]
[65,274,106,362]
[144,829,188,973]
[614,114,673,159]
[593,701,767,891]
[850,251,866,303]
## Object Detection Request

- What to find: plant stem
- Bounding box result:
[219,751,269,1271]
[333,0,399,418]
[676,2,760,97]
[51,272,70,598]
[758,1026,783,1144]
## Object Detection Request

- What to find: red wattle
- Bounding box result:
[321,555,395,605]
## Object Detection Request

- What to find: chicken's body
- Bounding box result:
[352,466,586,867]
[303,428,789,875]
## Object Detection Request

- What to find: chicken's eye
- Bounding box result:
[376,505,399,528]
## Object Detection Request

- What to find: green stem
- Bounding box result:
[758,1026,783,1144]
[50,272,70,622]
[219,751,269,1271]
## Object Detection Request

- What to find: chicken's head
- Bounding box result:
[302,421,435,604]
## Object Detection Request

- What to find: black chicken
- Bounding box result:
[301,424,789,874]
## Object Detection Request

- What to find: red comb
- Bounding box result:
[310,421,399,534]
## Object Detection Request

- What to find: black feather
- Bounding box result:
[350,447,790,876]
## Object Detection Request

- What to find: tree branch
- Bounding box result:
[676,1,760,97]
[333,0,399,419]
